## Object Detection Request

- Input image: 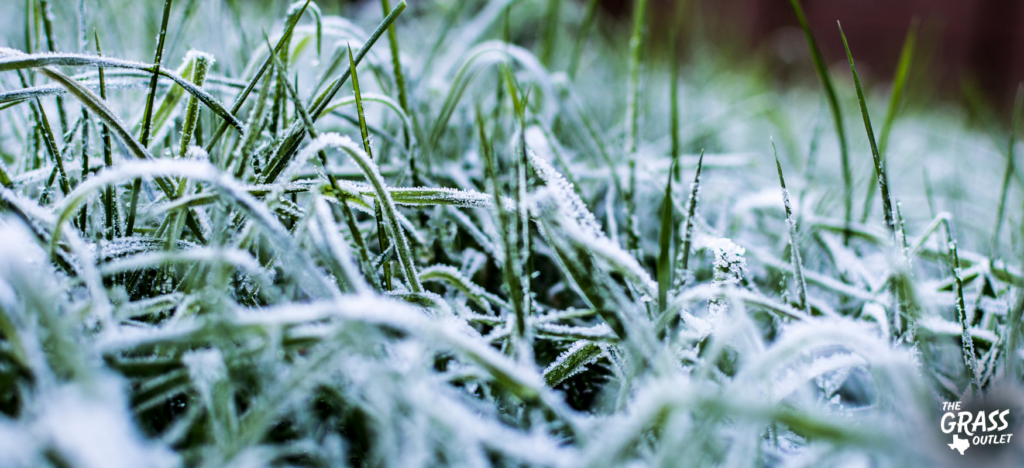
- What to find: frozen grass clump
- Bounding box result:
[0,0,1022,466]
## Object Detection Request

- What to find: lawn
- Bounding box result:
[0,0,1021,466]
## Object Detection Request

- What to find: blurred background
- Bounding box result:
[631,0,1024,116]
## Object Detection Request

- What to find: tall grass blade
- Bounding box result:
[623,0,649,254]
[839,23,897,240]
[947,228,980,393]
[862,21,917,223]
[773,140,809,314]
[657,158,676,312]
[177,53,212,159]
[788,0,851,242]
[348,44,394,290]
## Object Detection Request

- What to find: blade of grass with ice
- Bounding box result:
[658,158,676,312]
[788,0,851,242]
[773,140,809,314]
[863,20,916,222]
[348,44,395,291]
[839,23,896,241]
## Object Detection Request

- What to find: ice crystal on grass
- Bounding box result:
[0,0,1023,466]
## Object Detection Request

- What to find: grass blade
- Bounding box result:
[348,44,394,291]
[947,226,980,393]
[623,0,649,254]
[773,140,809,314]
[177,53,212,159]
[863,20,917,223]
[657,158,676,313]
[788,0,851,242]
[839,22,896,240]
[95,32,119,240]
[679,149,704,277]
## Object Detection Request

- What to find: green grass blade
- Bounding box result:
[177,53,212,159]
[657,158,676,312]
[947,228,980,393]
[95,32,119,240]
[623,0,649,253]
[139,0,174,148]
[788,0,851,242]
[773,140,809,314]
[877,20,917,155]
[670,6,682,184]
[39,0,68,132]
[679,149,703,276]
[348,44,394,291]
[863,20,917,223]
[839,22,896,240]
[540,0,561,67]
[543,340,602,387]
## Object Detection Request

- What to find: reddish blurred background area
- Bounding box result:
[602,0,1024,110]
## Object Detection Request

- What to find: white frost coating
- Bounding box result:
[290,134,423,292]
[918,316,999,344]
[770,352,866,402]
[532,185,657,295]
[860,302,890,339]
[183,49,216,65]
[527,149,604,239]
[34,380,179,468]
[183,348,227,387]
[536,322,614,340]
[704,236,746,287]
[542,340,600,377]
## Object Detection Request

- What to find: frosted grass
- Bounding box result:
[0,0,1022,467]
